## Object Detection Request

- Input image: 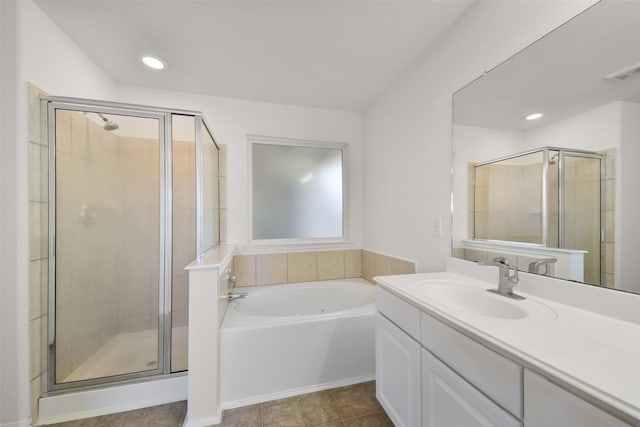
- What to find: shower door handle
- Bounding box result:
[48,236,56,346]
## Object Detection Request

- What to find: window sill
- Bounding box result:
[243,238,356,253]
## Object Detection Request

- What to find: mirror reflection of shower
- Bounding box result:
[471,146,608,286]
[96,112,119,131]
[82,111,120,131]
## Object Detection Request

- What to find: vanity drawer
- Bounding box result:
[421,312,523,418]
[376,286,421,340]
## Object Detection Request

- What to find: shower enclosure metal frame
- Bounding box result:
[44,97,220,392]
[472,146,606,282]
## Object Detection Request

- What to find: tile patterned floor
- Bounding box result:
[44,381,392,427]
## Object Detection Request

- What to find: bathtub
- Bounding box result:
[220,278,376,408]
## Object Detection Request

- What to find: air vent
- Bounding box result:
[605,61,640,81]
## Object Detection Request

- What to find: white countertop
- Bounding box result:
[374,271,640,424]
[185,244,235,271]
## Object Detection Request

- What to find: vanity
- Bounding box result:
[374,257,640,427]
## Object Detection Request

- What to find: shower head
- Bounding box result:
[97,113,119,131]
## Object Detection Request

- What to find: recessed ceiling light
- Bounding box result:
[141,55,167,70]
[525,113,543,121]
[299,173,314,184]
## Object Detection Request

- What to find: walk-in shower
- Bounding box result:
[45,97,220,391]
[471,147,607,285]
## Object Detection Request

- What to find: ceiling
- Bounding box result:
[34,0,473,112]
[453,0,640,131]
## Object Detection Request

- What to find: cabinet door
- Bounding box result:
[422,349,522,427]
[524,370,630,427]
[376,313,421,427]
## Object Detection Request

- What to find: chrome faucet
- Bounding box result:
[477,256,524,300]
[227,268,237,286]
[224,292,248,301]
[528,258,556,276]
[222,268,246,300]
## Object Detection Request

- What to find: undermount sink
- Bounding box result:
[416,280,556,320]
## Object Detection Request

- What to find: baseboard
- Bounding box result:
[0,418,32,427]
[182,412,222,427]
[37,375,187,425]
[220,374,375,410]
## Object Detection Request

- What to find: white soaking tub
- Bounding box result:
[220,278,376,408]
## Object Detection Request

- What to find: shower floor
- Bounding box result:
[63,326,188,383]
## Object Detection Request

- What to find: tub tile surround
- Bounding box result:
[232,249,415,287]
[256,253,288,285]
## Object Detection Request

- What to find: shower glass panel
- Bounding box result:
[546,150,560,248]
[473,151,544,244]
[200,120,220,254]
[562,154,602,285]
[171,114,196,372]
[53,108,163,384]
[48,98,221,392]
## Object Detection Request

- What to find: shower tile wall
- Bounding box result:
[116,134,160,333]
[172,138,196,331]
[563,157,601,285]
[28,83,49,421]
[55,110,122,381]
[54,110,166,382]
[602,148,615,287]
[219,144,227,243]
[474,163,543,243]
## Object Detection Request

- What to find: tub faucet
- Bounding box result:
[477,256,524,300]
[223,292,248,301]
[227,268,237,286]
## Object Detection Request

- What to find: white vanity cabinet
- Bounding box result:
[376,286,521,427]
[524,370,631,427]
[375,284,635,427]
[375,286,422,427]
[375,313,421,427]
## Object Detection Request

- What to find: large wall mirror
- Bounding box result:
[452,0,640,294]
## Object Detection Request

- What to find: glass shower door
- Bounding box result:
[561,153,602,285]
[52,107,165,385]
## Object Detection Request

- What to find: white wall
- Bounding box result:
[114,85,363,251]
[452,125,525,243]
[1,0,116,425]
[3,1,361,424]
[362,0,597,272]
[1,1,27,425]
[619,101,640,293]
[524,102,622,151]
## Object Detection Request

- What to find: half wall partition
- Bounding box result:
[45,98,220,391]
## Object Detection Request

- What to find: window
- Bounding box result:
[250,136,346,243]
